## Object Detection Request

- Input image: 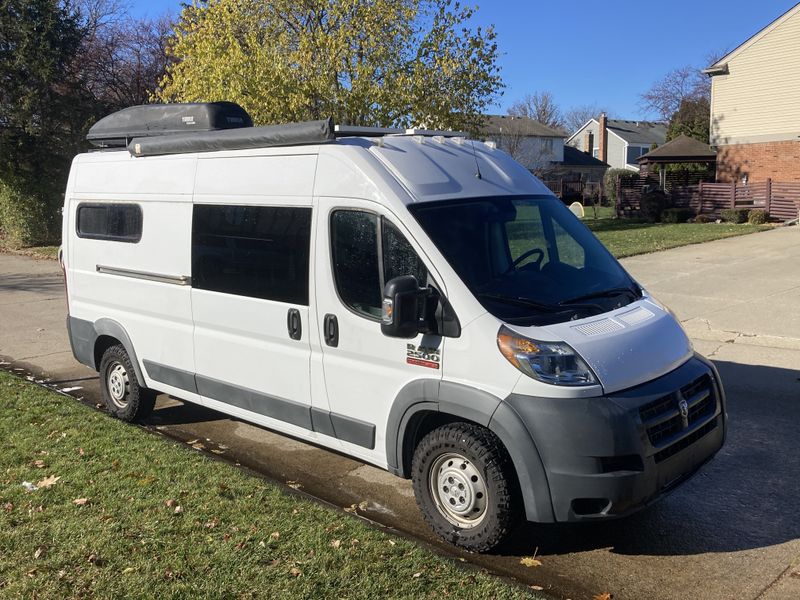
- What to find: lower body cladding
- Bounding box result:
[503,355,726,522]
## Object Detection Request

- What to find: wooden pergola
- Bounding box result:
[637,134,717,187]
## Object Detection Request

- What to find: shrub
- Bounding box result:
[603,168,639,204]
[639,190,669,223]
[719,208,749,224]
[0,180,61,248]
[661,208,695,223]
[748,209,769,225]
[695,214,716,223]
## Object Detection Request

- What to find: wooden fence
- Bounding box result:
[618,178,800,221]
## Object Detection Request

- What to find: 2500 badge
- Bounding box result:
[406,344,441,369]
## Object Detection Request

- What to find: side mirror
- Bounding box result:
[381,275,424,338]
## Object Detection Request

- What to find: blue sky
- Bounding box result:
[130,0,798,119]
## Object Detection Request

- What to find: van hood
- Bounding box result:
[517,298,693,394]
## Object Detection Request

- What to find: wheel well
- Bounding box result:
[93,335,120,370]
[400,411,481,478]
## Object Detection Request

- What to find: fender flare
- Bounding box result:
[93,318,146,385]
[386,379,555,522]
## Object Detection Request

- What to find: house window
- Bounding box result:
[627,146,649,164]
[541,138,554,154]
[191,205,312,305]
[592,148,599,158]
[76,203,142,243]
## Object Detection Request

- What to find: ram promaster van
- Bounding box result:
[63,103,726,551]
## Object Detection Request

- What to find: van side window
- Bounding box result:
[76,203,142,242]
[330,210,427,320]
[192,205,312,305]
[382,220,428,286]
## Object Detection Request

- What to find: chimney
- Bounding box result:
[584,131,594,154]
[598,113,608,163]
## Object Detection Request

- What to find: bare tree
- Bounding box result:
[507,91,564,130]
[639,50,727,121]
[73,0,173,110]
[562,103,610,135]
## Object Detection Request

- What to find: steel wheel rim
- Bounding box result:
[429,452,488,528]
[107,361,130,408]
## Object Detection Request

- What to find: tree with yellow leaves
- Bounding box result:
[157,0,503,131]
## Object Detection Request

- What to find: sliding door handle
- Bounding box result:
[287,308,302,340]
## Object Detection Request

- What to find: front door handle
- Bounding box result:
[323,313,339,347]
[287,308,302,340]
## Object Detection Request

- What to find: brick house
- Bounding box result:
[704,3,800,183]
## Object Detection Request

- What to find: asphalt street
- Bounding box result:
[1,226,799,600]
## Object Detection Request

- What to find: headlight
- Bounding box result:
[496,325,597,386]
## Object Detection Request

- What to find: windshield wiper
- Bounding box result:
[559,286,640,306]
[475,293,564,313]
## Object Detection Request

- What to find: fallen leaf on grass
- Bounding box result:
[36,475,60,489]
[33,460,46,469]
[72,498,90,506]
[34,547,46,559]
[530,585,544,591]
[78,447,85,457]
[173,505,183,514]
[3,502,13,512]
[204,518,219,529]
[270,531,280,541]
[289,567,302,578]
[122,567,135,575]
[412,572,423,578]
[330,539,341,549]
[185,439,199,445]
[520,556,542,568]
[25,568,37,578]
[210,449,225,455]
[286,480,302,490]
[593,593,612,600]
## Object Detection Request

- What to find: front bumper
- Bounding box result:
[506,354,726,522]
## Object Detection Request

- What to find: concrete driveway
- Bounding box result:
[1,226,799,600]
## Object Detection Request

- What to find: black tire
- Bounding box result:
[98,344,157,422]
[411,422,521,552]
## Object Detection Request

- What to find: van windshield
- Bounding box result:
[409,196,641,326]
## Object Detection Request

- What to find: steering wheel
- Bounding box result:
[510,248,545,271]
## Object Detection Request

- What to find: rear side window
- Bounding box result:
[192,205,312,305]
[76,203,142,242]
[330,210,428,320]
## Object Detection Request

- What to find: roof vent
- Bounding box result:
[87,102,253,148]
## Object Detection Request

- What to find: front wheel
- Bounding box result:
[411,422,521,552]
[99,344,157,422]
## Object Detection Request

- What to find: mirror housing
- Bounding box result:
[381,276,424,338]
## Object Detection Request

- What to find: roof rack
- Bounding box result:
[334,124,469,138]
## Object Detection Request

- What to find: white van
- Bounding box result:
[62,103,726,551]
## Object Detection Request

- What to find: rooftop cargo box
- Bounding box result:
[86,102,253,148]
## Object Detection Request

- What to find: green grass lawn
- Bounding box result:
[585,219,772,258]
[0,371,538,599]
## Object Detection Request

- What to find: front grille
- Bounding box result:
[639,374,718,456]
[654,418,718,463]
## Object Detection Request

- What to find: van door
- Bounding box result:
[190,202,316,434]
[314,197,444,465]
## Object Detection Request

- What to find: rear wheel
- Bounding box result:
[411,422,521,552]
[99,344,156,422]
